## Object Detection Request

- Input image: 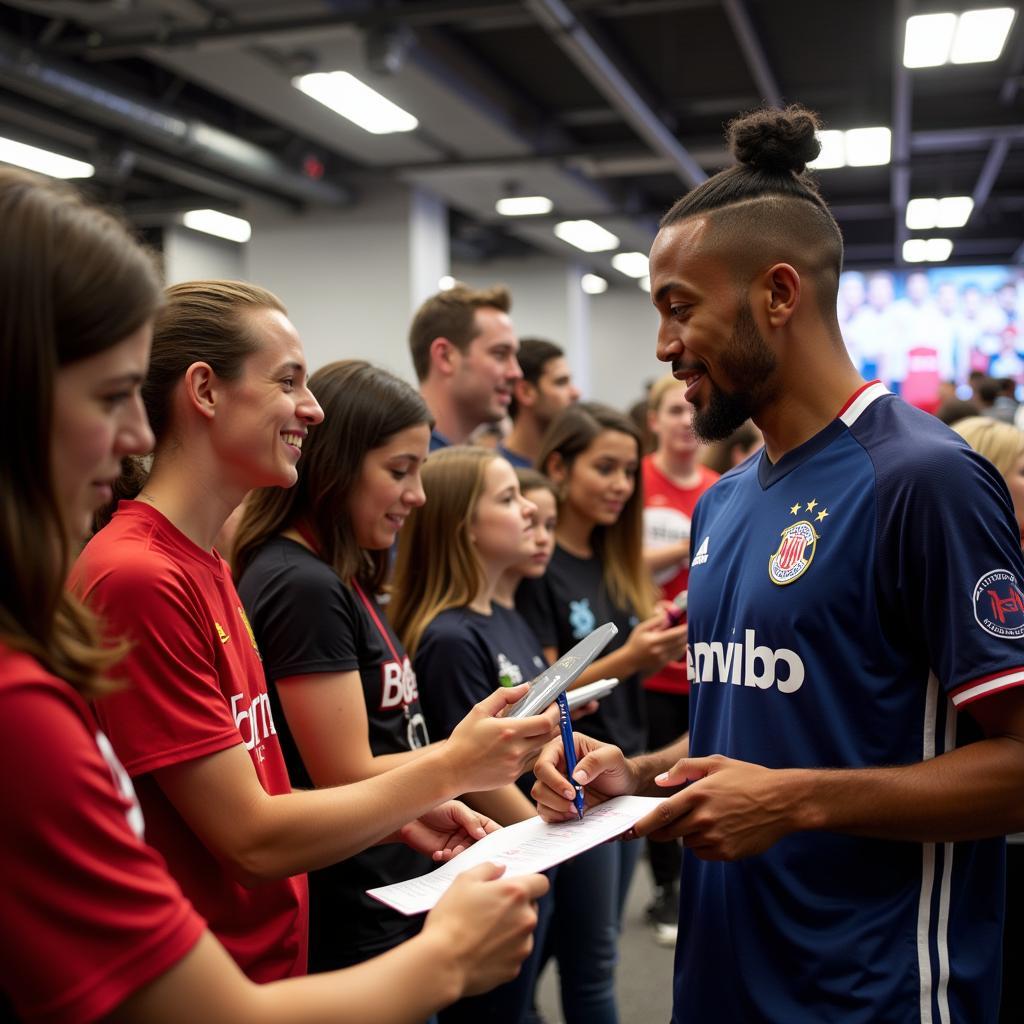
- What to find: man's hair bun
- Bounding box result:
[728,105,823,175]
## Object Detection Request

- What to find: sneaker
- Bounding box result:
[645,883,679,947]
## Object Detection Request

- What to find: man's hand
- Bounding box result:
[531,732,638,822]
[400,800,500,861]
[633,755,803,860]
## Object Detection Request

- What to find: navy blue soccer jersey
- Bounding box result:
[676,382,1024,1024]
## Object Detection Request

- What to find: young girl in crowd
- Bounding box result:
[517,402,687,791]
[232,359,554,974]
[639,375,718,944]
[390,447,554,1023]
[68,280,556,984]
[0,168,546,1022]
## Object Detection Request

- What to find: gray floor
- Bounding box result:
[535,858,676,1024]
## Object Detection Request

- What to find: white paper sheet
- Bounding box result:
[367,795,666,916]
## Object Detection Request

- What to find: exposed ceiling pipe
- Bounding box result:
[890,0,913,264]
[524,0,707,189]
[0,29,351,207]
[720,0,783,108]
[971,30,1024,216]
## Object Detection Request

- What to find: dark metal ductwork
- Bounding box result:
[0,29,351,208]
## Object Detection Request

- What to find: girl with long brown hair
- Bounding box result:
[68,278,553,987]
[0,168,546,1023]
[232,359,556,974]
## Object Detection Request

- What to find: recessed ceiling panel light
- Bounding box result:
[553,219,619,252]
[581,273,608,295]
[438,275,456,291]
[906,198,940,230]
[0,136,94,179]
[844,127,891,166]
[611,251,650,278]
[903,239,929,262]
[951,7,1016,63]
[807,130,846,170]
[182,209,252,243]
[638,275,651,293]
[293,71,418,134]
[495,196,553,216]
[936,195,974,227]
[925,237,953,261]
[903,12,957,67]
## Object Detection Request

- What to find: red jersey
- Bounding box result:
[0,646,204,1022]
[69,501,308,982]
[642,455,719,694]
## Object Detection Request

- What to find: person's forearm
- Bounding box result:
[643,540,689,574]
[629,733,690,796]
[239,746,460,880]
[769,736,1024,843]
[465,783,536,826]
[254,928,463,1024]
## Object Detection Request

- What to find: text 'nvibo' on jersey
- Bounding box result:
[687,629,805,693]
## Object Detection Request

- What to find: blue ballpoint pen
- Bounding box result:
[556,692,585,820]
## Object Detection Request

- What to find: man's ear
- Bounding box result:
[429,337,459,378]
[513,378,537,409]
[182,362,218,420]
[759,263,801,328]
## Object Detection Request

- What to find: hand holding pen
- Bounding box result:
[556,692,585,820]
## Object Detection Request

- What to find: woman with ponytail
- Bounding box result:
[0,168,546,1024]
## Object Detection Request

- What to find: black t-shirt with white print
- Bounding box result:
[413,604,548,741]
[516,543,647,755]
[238,536,430,970]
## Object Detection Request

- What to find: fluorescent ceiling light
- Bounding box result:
[808,130,846,170]
[903,239,929,262]
[611,251,650,278]
[0,136,94,179]
[904,12,957,67]
[808,127,891,170]
[906,195,974,229]
[951,7,1016,63]
[937,195,974,227]
[906,198,939,230]
[438,275,456,291]
[903,237,953,262]
[581,273,608,295]
[844,127,891,166]
[495,195,553,216]
[926,237,954,261]
[638,275,652,293]
[293,71,418,134]
[182,209,252,244]
[553,219,619,252]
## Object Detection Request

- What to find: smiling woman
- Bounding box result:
[67,285,557,992]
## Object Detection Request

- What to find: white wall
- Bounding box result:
[162,225,245,284]
[244,184,444,382]
[588,285,666,408]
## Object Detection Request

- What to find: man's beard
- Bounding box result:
[691,302,778,443]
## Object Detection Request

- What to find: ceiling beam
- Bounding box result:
[524,0,707,188]
[720,0,783,108]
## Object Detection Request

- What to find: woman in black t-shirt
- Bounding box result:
[390,447,554,1024]
[233,361,557,973]
[516,403,688,1023]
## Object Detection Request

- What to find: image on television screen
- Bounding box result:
[838,266,1024,413]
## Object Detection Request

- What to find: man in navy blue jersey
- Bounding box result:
[532,104,1024,1024]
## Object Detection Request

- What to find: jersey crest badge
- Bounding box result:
[215,621,230,644]
[973,569,1024,639]
[769,520,818,586]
